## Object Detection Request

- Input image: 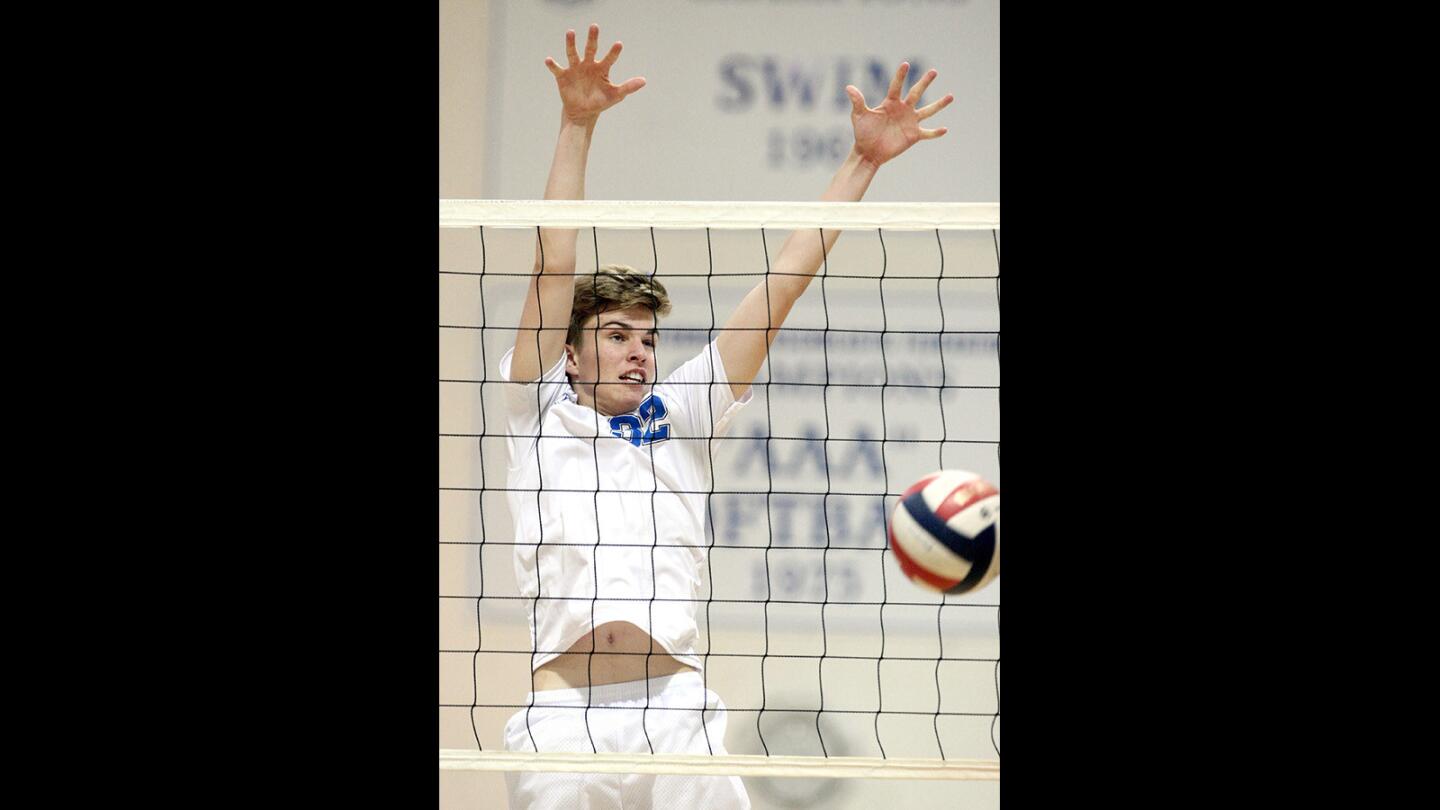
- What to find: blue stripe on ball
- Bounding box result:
[901,491,997,593]
[901,490,983,561]
[946,524,996,594]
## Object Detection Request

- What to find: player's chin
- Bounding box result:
[601,382,648,414]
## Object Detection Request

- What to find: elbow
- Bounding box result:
[534,257,576,276]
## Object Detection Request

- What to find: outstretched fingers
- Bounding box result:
[918,126,949,140]
[905,68,939,106]
[600,41,623,68]
[553,26,627,80]
[583,23,599,61]
[887,62,910,100]
[917,93,954,120]
[564,30,580,66]
[549,25,643,108]
[845,85,868,116]
[616,76,647,97]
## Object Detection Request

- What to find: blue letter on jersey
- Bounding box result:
[610,394,670,447]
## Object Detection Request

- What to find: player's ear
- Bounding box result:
[564,343,579,375]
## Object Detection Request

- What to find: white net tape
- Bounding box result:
[440,749,998,781]
[440,199,999,231]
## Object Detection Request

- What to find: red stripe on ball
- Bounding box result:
[932,479,999,523]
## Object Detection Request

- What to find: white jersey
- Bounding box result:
[500,340,752,672]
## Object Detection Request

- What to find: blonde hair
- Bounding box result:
[567,264,672,346]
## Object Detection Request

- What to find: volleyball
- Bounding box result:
[888,470,1000,594]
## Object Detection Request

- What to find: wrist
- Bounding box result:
[849,145,884,173]
[556,116,597,152]
[561,111,599,131]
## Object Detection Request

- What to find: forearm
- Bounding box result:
[534,116,597,274]
[768,147,880,296]
[717,61,947,395]
[716,149,882,395]
[512,24,644,382]
[512,118,596,380]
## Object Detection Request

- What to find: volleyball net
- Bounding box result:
[439,199,999,787]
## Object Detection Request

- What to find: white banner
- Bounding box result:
[482,0,999,203]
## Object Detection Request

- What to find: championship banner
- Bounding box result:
[482,0,998,202]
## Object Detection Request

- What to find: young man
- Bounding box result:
[498,24,952,810]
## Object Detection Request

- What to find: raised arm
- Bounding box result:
[509,24,646,382]
[716,63,952,397]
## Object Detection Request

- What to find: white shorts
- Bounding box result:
[502,671,751,810]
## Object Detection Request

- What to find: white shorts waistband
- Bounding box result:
[525,671,709,707]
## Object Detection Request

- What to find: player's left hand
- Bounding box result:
[847,63,952,167]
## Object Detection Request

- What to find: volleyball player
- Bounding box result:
[498,24,952,810]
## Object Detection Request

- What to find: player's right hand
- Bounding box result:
[546,24,646,125]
